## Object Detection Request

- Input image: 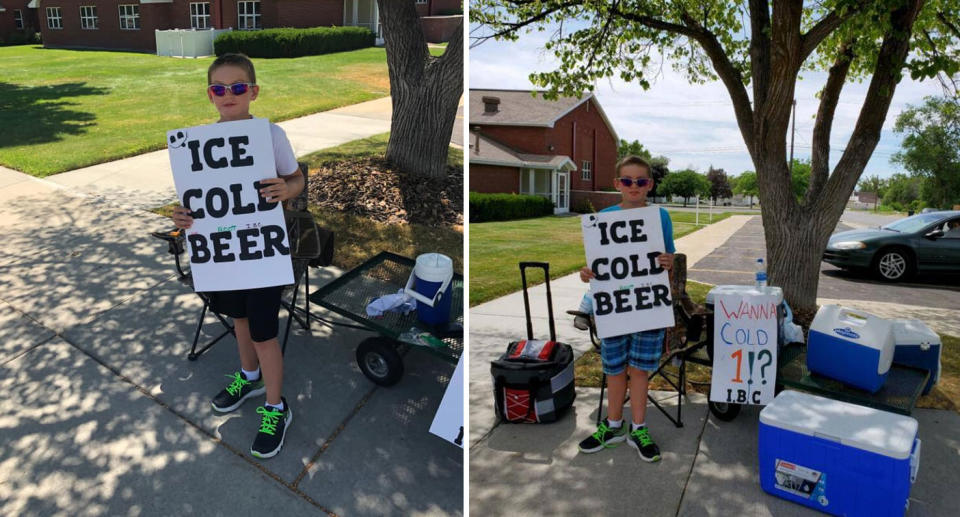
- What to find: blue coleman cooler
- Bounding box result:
[404,253,454,326]
[808,305,894,393]
[759,391,921,516]
[891,319,941,395]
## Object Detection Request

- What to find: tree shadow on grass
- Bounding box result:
[0,82,108,148]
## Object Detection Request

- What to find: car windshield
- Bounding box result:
[882,214,946,233]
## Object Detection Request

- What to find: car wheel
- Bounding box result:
[873,248,912,281]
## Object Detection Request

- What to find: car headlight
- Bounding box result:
[831,241,866,250]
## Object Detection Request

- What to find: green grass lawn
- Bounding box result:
[468,210,751,306]
[0,45,391,176]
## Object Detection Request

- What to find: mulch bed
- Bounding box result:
[306,157,463,228]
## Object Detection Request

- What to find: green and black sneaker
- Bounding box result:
[251,397,292,459]
[211,371,266,413]
[578,419,627,453]
[628,426,661,462]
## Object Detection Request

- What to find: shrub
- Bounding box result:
[214,27,374,58]
[572,197,595,214]
[0,31,41,47]
[469,192,554,222]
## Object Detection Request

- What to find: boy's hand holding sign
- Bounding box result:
[167,118,294,292]
[581,206,675,339]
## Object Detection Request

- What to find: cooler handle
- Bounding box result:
[403,271,453,308]
[910,438,921,484]
[838,308,873,327]
[518,262,556,342]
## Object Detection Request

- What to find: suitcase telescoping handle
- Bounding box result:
[518,262,556,342]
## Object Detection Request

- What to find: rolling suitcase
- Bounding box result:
[490,262,576,423]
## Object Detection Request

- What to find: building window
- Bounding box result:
[14,9,24,29]
[237,1,261,30]
[118,5,140,30]
[581,160,592,181]
[416,0,427,4]
[80,6,98,30]
[46,7,63,30]
[190,3,211,29]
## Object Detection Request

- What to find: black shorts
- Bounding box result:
[209,286,283,342]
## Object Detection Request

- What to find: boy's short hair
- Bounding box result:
[615,155,652,178]
[208,53,256,84]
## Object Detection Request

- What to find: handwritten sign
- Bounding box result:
[709,293,779,405]
[430,356,464,448]
[167,118,293,292]
[582,207,674,339]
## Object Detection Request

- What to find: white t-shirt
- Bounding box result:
[268,122,298,176]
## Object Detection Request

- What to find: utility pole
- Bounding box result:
[789,99,797,169]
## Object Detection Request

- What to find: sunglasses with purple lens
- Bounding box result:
[208,82,255,97]
[617,177,651,188]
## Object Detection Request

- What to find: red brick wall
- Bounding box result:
[570,190,622,213]
[0,2,40,41]
[474,125,550,155]
[420,14,460,43]
[469,164,520,194]
[552,98,618,193]
[267,0,341,28]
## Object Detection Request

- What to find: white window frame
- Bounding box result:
[118,4,140,31]
[237,1,261,31]
[80,6,98,30]
[14,9,24,29]
[190,2,211,30]
[581,160,592,181]
[415,0,428,4]
[46,7,63,30]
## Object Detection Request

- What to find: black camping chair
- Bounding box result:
[153,162,334,360]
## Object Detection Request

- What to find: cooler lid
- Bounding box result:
[759,390,918,460]
[706,285,783,305]
[890,319,941,345]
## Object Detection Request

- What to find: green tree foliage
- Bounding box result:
[858,175,888,199]
[893,96,960,209]
[618,139,653,160]
[734,171,758,208]
[706,166,733,203]
[660,169,710,206]
[791,159,811,201]
[882,173,924,209]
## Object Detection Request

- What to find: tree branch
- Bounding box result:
[469,0,583,48]
[817,0,925,215]
[806,40,855,205]
[800,1,869,61]
[748,0,771,112]
[936,10,960,39]
[611,7,757,159]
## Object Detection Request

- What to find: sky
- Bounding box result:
[468,18,948,180]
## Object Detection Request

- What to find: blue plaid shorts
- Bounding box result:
[600,329,665,375]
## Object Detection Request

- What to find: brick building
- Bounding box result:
[36,0,462,53]
[469,89,620,214]
[0,1,39,43]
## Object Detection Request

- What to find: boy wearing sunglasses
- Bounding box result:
[172,53,304,459]
[576,155,675,463]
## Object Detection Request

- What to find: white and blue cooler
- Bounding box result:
[404,253,454,327]
[759,390,921,517]
[808,305,895,393]
[891,319,941,395]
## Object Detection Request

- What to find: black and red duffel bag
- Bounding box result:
[491,263,576,423]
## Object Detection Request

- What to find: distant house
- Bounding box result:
[0,0,39,43]
[36,0,462,53]
[848,191,878,209]
[469,89,619,214]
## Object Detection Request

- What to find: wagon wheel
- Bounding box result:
[707,388,742,422]
[356,337,404,386]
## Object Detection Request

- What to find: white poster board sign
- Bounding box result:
[430,356,464,448]
[709,293,779,405]
[582,207,674,339]
[167,118,293,292]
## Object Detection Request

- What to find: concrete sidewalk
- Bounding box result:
[0,115,462,514]
[468,213,960,515]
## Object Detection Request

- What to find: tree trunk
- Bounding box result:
[378,1,463,178]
